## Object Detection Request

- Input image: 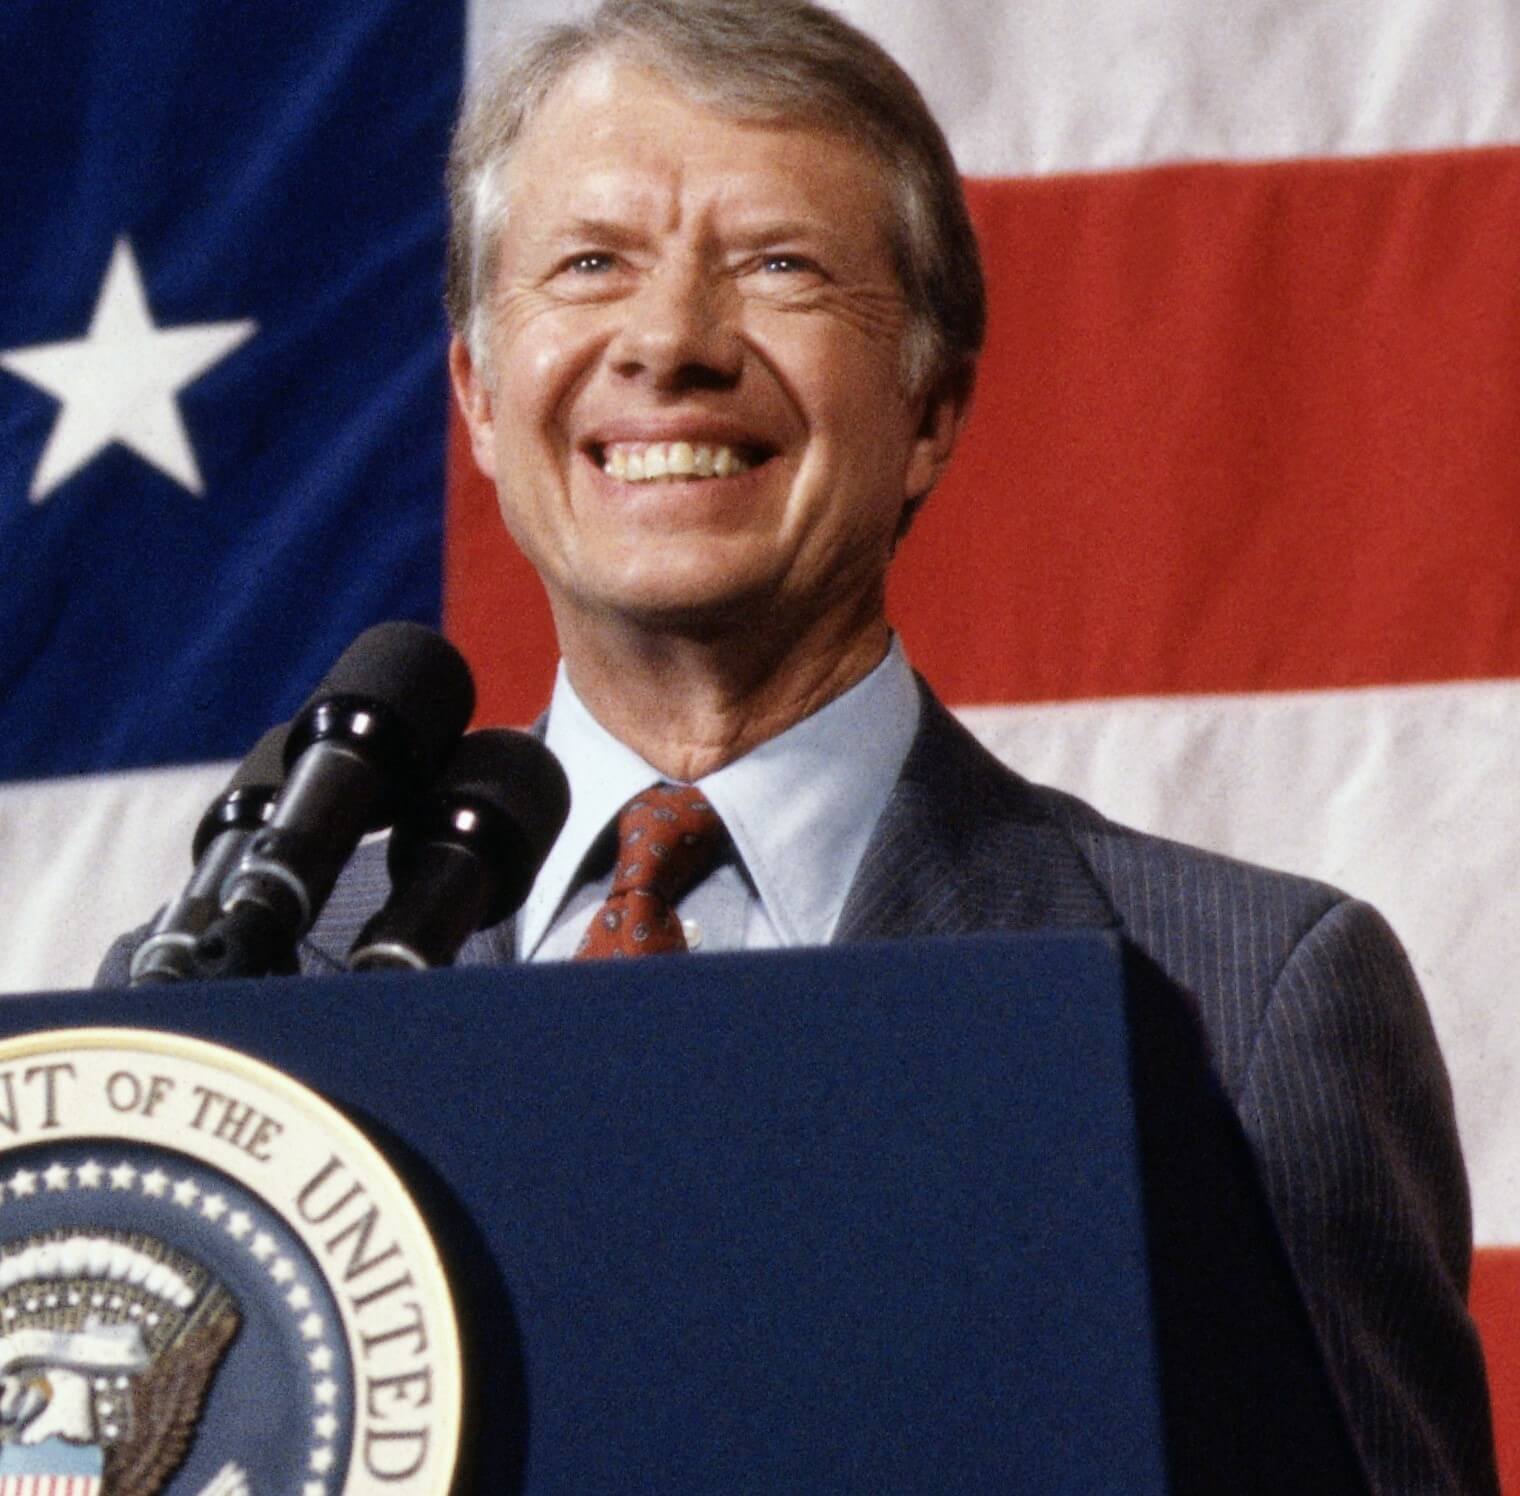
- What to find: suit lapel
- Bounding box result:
[835,684,1118,943]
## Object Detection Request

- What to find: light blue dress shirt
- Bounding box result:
[518,638,921,960]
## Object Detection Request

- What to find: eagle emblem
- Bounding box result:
[0,1230,240,1496]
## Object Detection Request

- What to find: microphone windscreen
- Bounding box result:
[190,721,290,861]
[298,621,476,777]
[434,729,569,853]
[386,728,570,927]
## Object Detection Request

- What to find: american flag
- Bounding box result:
[0,0,1515,1481]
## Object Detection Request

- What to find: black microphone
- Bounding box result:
[348,729,570,971]
[196,622,476,980]
[128,723,289,986]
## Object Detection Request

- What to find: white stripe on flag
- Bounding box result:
[0,759,231,996]
[467,0,1520,172]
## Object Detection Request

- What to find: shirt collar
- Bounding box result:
[517,638,921,956]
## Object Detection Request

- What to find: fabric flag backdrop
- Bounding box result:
[1,0,1516,1480]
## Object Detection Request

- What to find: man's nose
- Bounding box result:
[607,260,742,390]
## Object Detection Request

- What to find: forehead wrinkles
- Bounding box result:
[508,165,702,250]
[501,122,897,277]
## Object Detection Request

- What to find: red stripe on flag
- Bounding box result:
[1473,1247,1520,1493]
[445,146,1520,723]
[445,405,559,725]
[894,147,1520,706]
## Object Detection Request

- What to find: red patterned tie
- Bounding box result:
[575,784,724,958]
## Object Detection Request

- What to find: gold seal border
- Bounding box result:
[0,1025,464,1495]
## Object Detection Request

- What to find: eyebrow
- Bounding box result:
[547,210,844,243]
[546,216,652,249]
[526,210,863,271]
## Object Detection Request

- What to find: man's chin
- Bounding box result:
[591,588,775,642]
[551,563,790,642]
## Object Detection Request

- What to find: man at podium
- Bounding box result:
[100,0,1497,1489]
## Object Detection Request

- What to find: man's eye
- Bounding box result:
[566,252,615,274]
[760,254,814,274]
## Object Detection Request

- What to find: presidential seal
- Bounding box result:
[0,1030,462,1495]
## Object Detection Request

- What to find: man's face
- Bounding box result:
[452,57,962,648]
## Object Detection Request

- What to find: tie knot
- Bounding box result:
[575,784,726,959]
[609,783,724,903]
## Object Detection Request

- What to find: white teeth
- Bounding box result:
[601,441,754,482]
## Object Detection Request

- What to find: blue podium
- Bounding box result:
[7,933,1364,1492]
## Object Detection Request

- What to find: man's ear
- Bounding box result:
[449,333,499,481]
[901,360,975,508]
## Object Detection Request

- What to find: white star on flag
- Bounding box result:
[0,236,255,502]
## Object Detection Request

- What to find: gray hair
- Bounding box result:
[445,0,986,398]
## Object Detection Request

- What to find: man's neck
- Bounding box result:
[555,611,892,782]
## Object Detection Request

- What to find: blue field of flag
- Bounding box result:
[0,2,464,778]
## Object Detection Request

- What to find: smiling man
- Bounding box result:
[437,0,987,963]
[445,11,972,799]
[449,55,959,787]
[96,0,1498,1488]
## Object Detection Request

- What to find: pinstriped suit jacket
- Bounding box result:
[99,682,1499,1493]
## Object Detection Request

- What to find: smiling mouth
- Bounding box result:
[593,440,770,483]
